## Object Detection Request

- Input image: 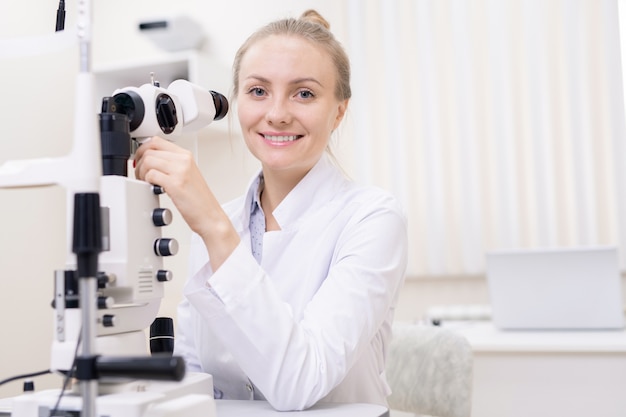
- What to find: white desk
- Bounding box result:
[0,398,388,417]
[216,400,388,416]
[451,322,626,417]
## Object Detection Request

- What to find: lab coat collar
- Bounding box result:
[272,154,347,230]
[233,154,347,233]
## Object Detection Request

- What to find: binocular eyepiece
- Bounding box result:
[99,79,229,177]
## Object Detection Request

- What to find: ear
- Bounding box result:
[332,99,349,130]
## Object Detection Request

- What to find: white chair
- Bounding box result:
[386,322,473,417]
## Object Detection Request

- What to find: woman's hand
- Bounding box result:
[134,136,240,270]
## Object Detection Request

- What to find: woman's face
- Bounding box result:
[236,34,348,179]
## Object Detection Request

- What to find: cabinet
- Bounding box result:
[453,322,626,417]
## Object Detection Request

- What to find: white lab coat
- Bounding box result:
[174,154,408,411]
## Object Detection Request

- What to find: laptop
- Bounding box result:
[486,246,625,330]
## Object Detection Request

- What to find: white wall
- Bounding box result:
[0,2,80,396]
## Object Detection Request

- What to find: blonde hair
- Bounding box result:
[232,9,351,102]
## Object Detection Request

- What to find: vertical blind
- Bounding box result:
[343,0,626,277]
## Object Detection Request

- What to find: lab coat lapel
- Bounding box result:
[271,154,344,230]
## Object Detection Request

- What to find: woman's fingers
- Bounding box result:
[131,138,240,270]
[134,137,193,181]
[133,136,213,234]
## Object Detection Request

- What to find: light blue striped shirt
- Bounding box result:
[249,175,265,264]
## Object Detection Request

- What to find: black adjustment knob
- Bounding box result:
[102,314,116,327]
[156,270,173,282]
[154,238,179,256]
[150,317,175,356]
[97,271,115,288]
[152,185,165,195]
[97,271,109,288]
[152,208,173,227]
[23,381,35,392]
[97,296,113,309]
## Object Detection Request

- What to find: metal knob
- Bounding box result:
[154,238,179,256]
[102,314,116,327]
[156,270,173,282]
[152,208,173,227]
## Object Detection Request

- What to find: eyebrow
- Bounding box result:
[245,75,324,88]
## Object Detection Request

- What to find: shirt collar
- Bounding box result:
[250,174,264,215]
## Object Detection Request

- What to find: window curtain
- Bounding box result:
[343,0,626,277]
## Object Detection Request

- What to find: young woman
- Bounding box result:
[134,9,408,412]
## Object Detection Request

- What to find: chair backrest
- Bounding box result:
[386,322,473,417]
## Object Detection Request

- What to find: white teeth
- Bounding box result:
[264,135,299,142]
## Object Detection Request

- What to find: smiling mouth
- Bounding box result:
[263,134,303,142]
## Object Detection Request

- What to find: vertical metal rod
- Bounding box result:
[77,0,92,73]
[76,1,97,414]
[79,277,98,417]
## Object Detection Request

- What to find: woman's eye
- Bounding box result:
[298,90,314,99]
[249,87,265,97]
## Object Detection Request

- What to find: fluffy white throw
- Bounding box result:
[386,323,473,417]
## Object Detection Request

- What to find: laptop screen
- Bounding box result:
[486,247,625,330]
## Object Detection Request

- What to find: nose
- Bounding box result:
[265,97,291,125]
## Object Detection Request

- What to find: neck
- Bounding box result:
[260,168,306,215]
[259,155,324,220]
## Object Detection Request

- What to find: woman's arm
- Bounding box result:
[184,198,408,411]
[133,136,240,271]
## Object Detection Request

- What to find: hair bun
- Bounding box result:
[300,9,331,30]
